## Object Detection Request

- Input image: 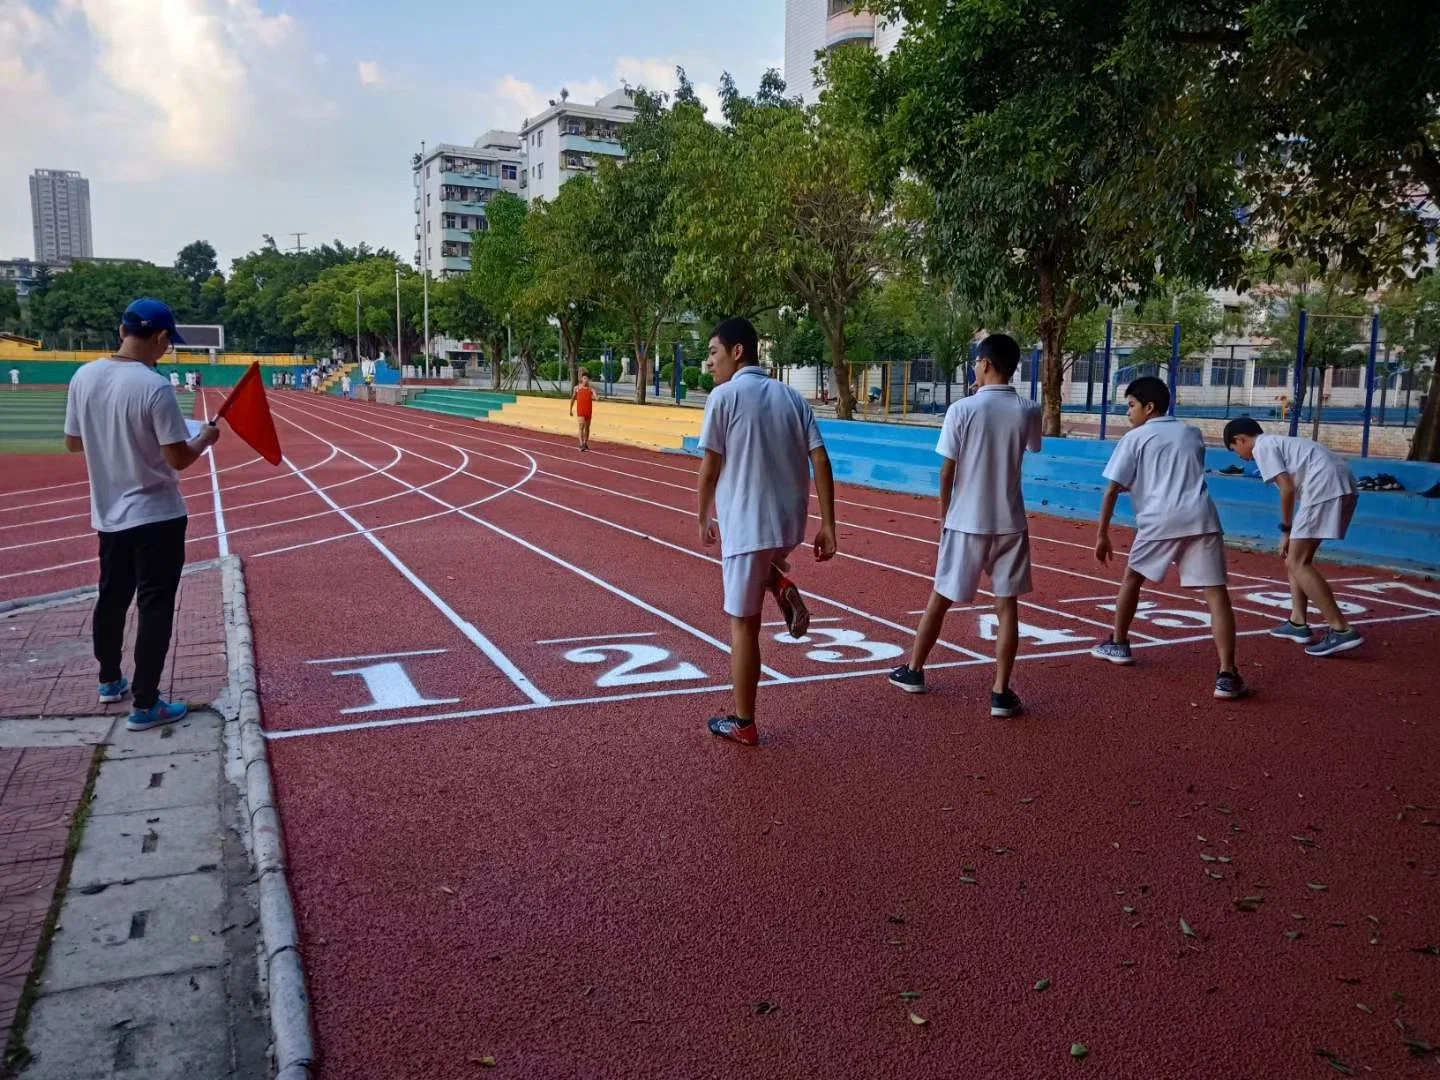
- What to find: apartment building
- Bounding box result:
[413,132,524,275]
[784,0,904,101]
[518,89,636,204]
[29,169,93,264]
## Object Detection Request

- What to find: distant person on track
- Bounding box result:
[1092,377,1245,700]
[888,333,1041,718]
[8,367,17,389]
[63,298,220,733]
[570,370,595,451]
[697,316,837,746]
[341,373,353,399]
[1223,418,1364,657]
[170,370,180,392]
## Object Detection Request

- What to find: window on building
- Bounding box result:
[1330,366,1362,388]
[828,0,853,13]
[1253,363,1289,387]
[537,129,543,146]
[502,164,517,180]
[425,164,431,178]
[1177,362,1203,387]
[426,192,431,206]
[1209,357,1246,387]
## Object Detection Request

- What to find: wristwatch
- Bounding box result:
[1279,523,1291,533]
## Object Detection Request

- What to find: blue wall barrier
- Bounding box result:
[682,419,1440,573]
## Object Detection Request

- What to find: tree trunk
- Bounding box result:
[490,339,502,390]
[1034,256,1068,436]
[562,318,581,387]
[823,319,855,420]
[1408,353,1440,461]
[633,336,649,406]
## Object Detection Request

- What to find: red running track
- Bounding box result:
[3,391,1438,1078]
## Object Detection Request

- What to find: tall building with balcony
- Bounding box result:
[413,132,524,276]
[29,169,93,264]
[518,89,636,204]
[784,1,904,101]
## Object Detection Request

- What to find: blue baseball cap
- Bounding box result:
[121,298,186,344]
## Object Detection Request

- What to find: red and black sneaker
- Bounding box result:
[707,715,758,746]
[771,574,810,640]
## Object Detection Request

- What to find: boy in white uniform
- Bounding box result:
[888,334,1041,717]
[1092,377,1244,699]
[1223,418,1363,656]
[341,373,353,399]
[697,317,838,746]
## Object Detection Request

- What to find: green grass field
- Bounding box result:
[0,389,196,454]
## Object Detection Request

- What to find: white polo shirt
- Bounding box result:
[64,359,192,533]
[1252,434,1356,508]
[1102,416,1221,541]
[936,385,1043,535]
[698,365,824,558]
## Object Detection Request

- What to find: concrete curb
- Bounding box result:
[0,558,224,615]
[220,554,315,1079]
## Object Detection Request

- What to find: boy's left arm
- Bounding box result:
[1275,472,1296,555]
[810,446,837,560]
[1096,481,1124,564]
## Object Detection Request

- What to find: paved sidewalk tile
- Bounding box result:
[0,566,229,720]
[0,745,92,1044]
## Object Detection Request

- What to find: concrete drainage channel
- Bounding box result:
[11,554,313,1079]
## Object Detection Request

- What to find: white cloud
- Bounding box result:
[357,59,383,87]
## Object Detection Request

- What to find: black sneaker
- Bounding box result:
[990,689,1024,718]
[707,715,758,746]
[888,665,927,694]
[1214,671,1247,700]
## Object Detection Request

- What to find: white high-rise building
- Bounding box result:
[412,132,524,276]
[783,1,904,101]
[30,169,93,264]
[518,89,636,204]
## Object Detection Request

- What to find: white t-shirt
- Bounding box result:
[169,372,180,389]
[64,359,192,533]
[341,376,352,392]
[1252,434,1356,508]
[698,365,824,558]
[936,386,1043,535]
[8,369,17,385]
[1102,416,1221,541]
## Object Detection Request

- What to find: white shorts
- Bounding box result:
[933,530,1032,603]
[1292,493,1357,541]
[722,546,796,618]
[1127,533,1227,588]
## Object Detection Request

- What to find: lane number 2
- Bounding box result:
[563,643,707,687]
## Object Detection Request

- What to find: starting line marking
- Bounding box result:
[307,648,449,666]
[536,631,657,645]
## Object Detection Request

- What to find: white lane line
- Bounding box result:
[536,632,657,645]
[270,401,785,682]
[202,391,229,558]
[267,608,1440,740]
[762,617,840,627]
[307,648,449,665]
[1060,595,1117,604]
[279,446,550,706]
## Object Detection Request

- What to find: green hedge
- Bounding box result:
[682,366,701,390]
[699,372,715,392]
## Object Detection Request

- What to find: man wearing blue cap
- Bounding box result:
[64,298,221,731]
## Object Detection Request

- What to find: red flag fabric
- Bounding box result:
[217,362,282,465]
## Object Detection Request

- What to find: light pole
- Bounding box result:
[354,288,361,366]
[419,139,431,378]
[395,267,403,370]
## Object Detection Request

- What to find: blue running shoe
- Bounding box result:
[127,700,188,732]
[1269,621,1314,644]
[98,677,129,704]
[1305,628,1364,658]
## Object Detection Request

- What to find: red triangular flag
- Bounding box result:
[217,363,282,465]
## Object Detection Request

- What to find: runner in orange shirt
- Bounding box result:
[570,370,595,452]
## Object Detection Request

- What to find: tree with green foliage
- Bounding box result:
[523,177,604,385]
[665,70,796,323]
[1251,262,1369,437]
[30,260,191,349]
[0,286,20,333]
[863,0,1247,434]
[1117,287,1224,373]
[293,257,423,361]
[1380,275,1440,461]
[588,89,680,405]
[431,273,502,378]
[467,192,543,387]
[1119,0,1440,286]
[224,238,387,352]
[174,241,219,299]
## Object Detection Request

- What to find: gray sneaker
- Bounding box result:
[1214,671,1247,699]
[1305,627,1364,657]
[1090,638,1135,665]
[1269,621,1315,644]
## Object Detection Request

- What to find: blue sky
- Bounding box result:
[1,0,784,271]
